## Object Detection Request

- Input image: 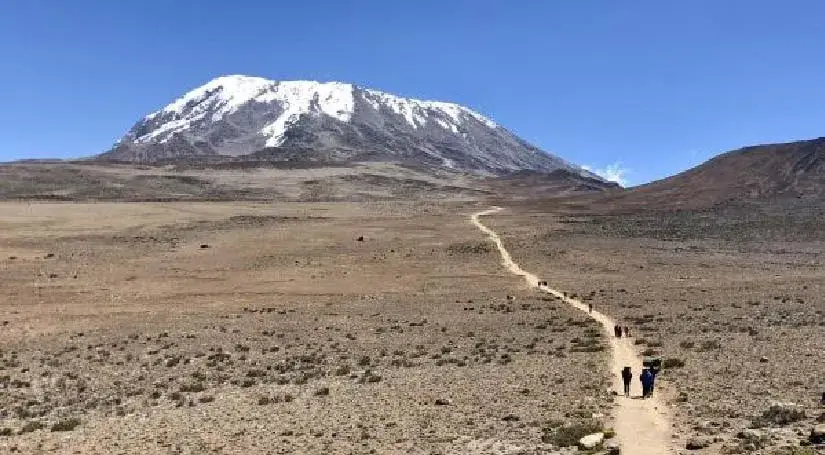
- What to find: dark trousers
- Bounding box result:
[623,381,631,396]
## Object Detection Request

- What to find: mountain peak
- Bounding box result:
[103,75,600,180]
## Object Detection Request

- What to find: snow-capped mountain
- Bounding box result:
[102,75,599,177]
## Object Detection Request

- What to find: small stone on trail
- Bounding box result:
[356,236,364,242]
[200,244,210,249]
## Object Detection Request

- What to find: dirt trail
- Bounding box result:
[471,207,674,455]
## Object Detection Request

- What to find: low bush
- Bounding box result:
[541,420,603,447]
[51,418,81,432]
[663,358,685,368]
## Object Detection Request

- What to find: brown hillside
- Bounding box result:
[555,137,825,213]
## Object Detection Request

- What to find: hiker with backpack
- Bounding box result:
[621,367,633,397]
[640,368,653,398]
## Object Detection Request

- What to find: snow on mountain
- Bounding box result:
[103,75,600,179]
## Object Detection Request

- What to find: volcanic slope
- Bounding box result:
[101,75,601,179]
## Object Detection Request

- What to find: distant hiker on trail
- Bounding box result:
[588,303,593,314]
[614,325,622,338]
[640,368,653,398]
[623,326,631,337]
[621,367,633,397]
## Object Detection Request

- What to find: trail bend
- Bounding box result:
[471,207,674,455]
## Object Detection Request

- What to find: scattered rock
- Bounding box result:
[759,356,769,363]
[356,236,364,242]
[686,437,711,450]
[200,244,210,249]
[578,432,604,450]
[737,428,766,443]
[736,428,768,450]
[434,399,451,406]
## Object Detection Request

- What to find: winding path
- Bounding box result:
[471,207,674,455]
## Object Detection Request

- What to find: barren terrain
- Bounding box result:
[487,203,825,454]
[1,201,617,454]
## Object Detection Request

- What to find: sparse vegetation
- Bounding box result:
[51,418,81,432]
[541,420,603,447]
[663,358,685,368]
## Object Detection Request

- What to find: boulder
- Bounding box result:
[578,432,604,450]
[685,437,711,450]
[811,424,825,444]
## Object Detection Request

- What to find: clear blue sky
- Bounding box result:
[2,1,824,185]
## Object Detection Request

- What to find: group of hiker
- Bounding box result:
[611,322,659,398]
[581,304,659,399]
[613,325,631,338]
[621,363,660,398]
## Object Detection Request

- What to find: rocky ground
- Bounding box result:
[0,201,616,454]
[487,203,825,454]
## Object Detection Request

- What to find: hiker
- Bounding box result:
[621,367,632,397]
[614,325,622,338]
[649,363,660,395]
[640,368,653,398]
[588,303,593,314]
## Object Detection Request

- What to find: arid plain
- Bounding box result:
[489,201,825,454]
[1,201,619,455]
[1,156,824,454]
